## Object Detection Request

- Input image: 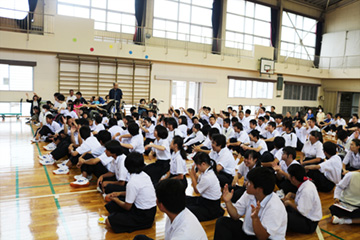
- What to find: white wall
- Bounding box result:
[325,1,360,33]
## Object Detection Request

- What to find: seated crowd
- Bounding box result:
[28,91,360,239]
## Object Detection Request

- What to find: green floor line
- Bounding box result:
[15,166,21,240]
[31,126,73,240]
[320,228,345,240]
[18,183,70,190]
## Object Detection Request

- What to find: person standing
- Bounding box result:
[109,83,123,112]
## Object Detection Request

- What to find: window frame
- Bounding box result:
[227,77,275,99]
[283,82,319,101]
[0,62,34,92]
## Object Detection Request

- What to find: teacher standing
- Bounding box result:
[109,83,123,112]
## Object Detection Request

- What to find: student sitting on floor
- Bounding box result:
[305,141,342,192]
[108,118,125,139]
[262,136,285,168]
[70,130,112,187]
[139,117,156,155]
[193,127,219,154]
[281,122,297,148]
[184,123,205,153]
[342,139,360,174]
[104,152,157,233]
[330,172,360,225]
[209,134,236,187]
[230,150,261,203]
[161,136,188,189]
[214,167,287,240]
[144,125,171,185]
[284,164,322,234]
[92,115,105,135]
[273,146,300,195]
[119,122,145,155]
[133,179,207,240]
[263,122,280,151]
[32,114,61,143]
[187,152,225,221]
[241,130,268,155]
[227,122,250,155]
[300,130,325,166]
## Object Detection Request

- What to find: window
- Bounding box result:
[225,0,271,50]
[282,106,302,115]
[57,0,136,34]
[284,83,318,101]
[0,64,33,91]
[153,0,213,44]
[171,81,201,109]
[0,0,29,19]
[228,79,273,99]
[280,11,317,60]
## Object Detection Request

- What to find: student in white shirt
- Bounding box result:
[119,122,145,155]
[273,147,300,194]
[295,119,307,150]
[342,139,360,174]
[274,114,284,134]
[209,134,236,187]
[66,89,76,103]
[108,118,124,139]
[184,123,205,153]
[281,122,297,148]
[187,152,225,221]
[262,136,285,168]
[193,127,220,155]
[209,115,222,133]
[99,110,109,127]
[222,118,235,140]
[257,117,266,134]
[56,94,67,114]
[230,150,261,203]
[284,164,322,233]
[248,119,262,134]
[300,131,325,165]
[334,113,346,127]
[144,125,171,185]
[177,116,189,138]
[263,122,280,151]
[242,130,268,155]
[305,141,342,192]
[133,178,207,240]
[166,117,182,144]
[304,117,320,141]
[92,115,105,135]
[161,136,188,189]
[330,172,360,225]
[32,114,61,143]
[337,130,351,159]
[214,167,287,240]
[63,104,78,119]
[140,117,156,155]
[227,122,250,155]
[105,152,157,233]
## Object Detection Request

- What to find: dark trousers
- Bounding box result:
[186,196,224,222]
[104,182,127,194]
[229,185,246,203]
[185,141,202,153]
[296,139,304,151]
[51,136,71,160]
[286,205,318,234]
[144,160,170,185]
[307,170,335,192]
[217,171,234,188]
[69,154,80,166]
[214,217,258,240]
[39,125,54,137]
[329,204,360,219]
[144,138,155,155]
[80,153,109,178]
[276,178,298,194]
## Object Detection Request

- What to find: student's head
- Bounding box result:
[187,108,195,116]
[69,89,74,95]
[33,106,40,113]
[167,117,178,131]
[335,113,341,119]
[105,140,123,156]
[223,118,231,128]
[284,122,293,133]
[193,152,217,173]
[271,106,275,111]
[238,105,243,111]
[275,114,283,123]
[326,112,333,119]
[249,119,257,129]
[273,136,285,150]
[337,130,348,142]
[282,147,296,161]
[258,117,265,125]
[156,178,185,215]
[267,122,276,131]
[108,118,118,128]
[57,94,65,102]
[295,119,305,127]
[233,122,243,132]
[231,117,239,125]
[246,167,275,196]
[143,117,152,127]
[132,112,139,120]
[264,115,270,121]
[200,124,211,137]
[323,141,337,157]
[128,122,140,136]
[243,150,260,169]
[286,111,291,118]
[96,130,111,145]
[209,115,216,125]
[350,139,360,153]
[139,98,146,104]
[245,109,251,116]
[239,111,244,118]
[351,114,359,123]
[192,123,201,133]
[231,110,237,117]
[249,130,260,142]
[67,104,74,111]
[130,106,137,114]
[42,104,50,111]
[191,116,199,124]
[154,125,168,139]
[178,116,187,126]
[227,106,233,113]
[171,136,187,160]
[309,130,323,144]
[288,164,306,186]
[45,114,54,124]
[211,134,226,152]
[94,115,102,124]
[125,152,145,174]
[259,107,265,113]
[309,117,316,127]
[208,127,220,139]
[79,126,91,140]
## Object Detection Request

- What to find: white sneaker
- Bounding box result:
[35,123,41,127]
[40,136,47,142]
[276,189,285,199]
[331,215,344,224]
[31,138,39,143]
[53,167,69,175]
[38,154,53,161]
[39,159,55,165]
[74,174,92,181]
[70,177,90,187]
[96,186,103,193]
[56,159,69,168]
[44,142,56,151]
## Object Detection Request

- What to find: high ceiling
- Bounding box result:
[295,0,349,10]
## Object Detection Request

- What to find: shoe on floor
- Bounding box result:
[44,142,56,151]
[39,159,55,165]
[56,159,69,168]
[96,186,103,193]
[74,174,92,181]
[331,215,344,224]
[53,167,69,175]
[31,138,39,143]
[38,154,52,161]
[70,177,90,188]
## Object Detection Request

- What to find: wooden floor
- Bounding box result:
[0,118,358,240]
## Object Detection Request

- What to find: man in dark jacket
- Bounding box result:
[109,83,123,112]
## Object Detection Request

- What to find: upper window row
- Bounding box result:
[56,0,317,59]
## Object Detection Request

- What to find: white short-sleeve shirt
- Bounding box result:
[319,155,342,184]
[129,134,145,154]
[76,136,101,155]
[144,124,155,139]
[170,151,187,175]
[196,167,222,200]
[281,132,297,148]
[94,123,105,133]
[251,139,268,155]
[108,125,124,138]
[301,140,325,159]
[108,154,129,182]
[279,159,300,174]
[295,180,322,221]
[152,138,171,160]
[236,131,250,144]
[343,150,360,169]
[209,148,236,176]
[98,152,113,170]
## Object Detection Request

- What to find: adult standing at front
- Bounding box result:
[109,83,123,112]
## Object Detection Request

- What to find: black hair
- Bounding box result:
[335,113,342,119]
[273,136,285,149]
[174,109,180,116]
[67,104,74,111]
[201,124,211,136]
[249,130,260,140]
[268,122,276,129]
[209,115,216,120]
[264,115,270,121]
[57,94,65,101]
[352,139,360,147]
[33,106,39,111]
[76,91,82,96]
[337,130,348,142]
[54,92,60,97]
[258,116,265,122]
[243,150,261,167]
[94,115,102,124]
[125,152,145,174]
[192,123,201,131]
[108,118,118,128]
[144,117,153,124]
[261,107,266,111]
[42,105,50,110]
[275,114,283,120]
[352,114,359,119]
[208,127,220,138]
[282,146,297,160]
[187,108,195,116]
[128,122,140,136]
[105,140,123,156]
[287,164,306,183]
[310,130,323,143]
[155,125,168,139]
[231,117,239,123]
[260,151,274,163]
[228,106,233,111]
[46,114,54,120]
[167,117,178,129]
[327,112,333,117]
[139,98,146,103]
[179,116,187,126]
[233,122,243,131]
[132,112,139,120]
[156,178,185,214]
[223,118,231,125]
[246,167,275,195]
[284,121,293,131]
[249,119,257,126]
[130,106,137,113]
[323,141,337,156]
[193,152,217,174]
[211,134,226,148]
[245,109,251,115]
[271,106,275,110]
[79,126,91,140]
[309,117,316,123]
[96,130,111,145]
[172,136,187,160]
[191,116,199,122]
